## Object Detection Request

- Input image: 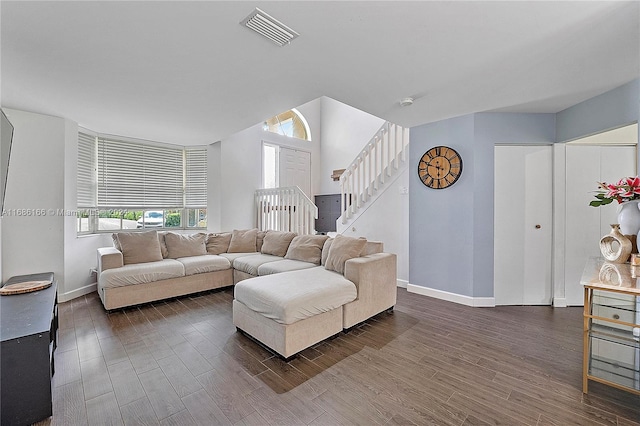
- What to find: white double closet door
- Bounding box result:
[494,145,553,305]
[563,144,636,306]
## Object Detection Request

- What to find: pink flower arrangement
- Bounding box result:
[590,176,640,207]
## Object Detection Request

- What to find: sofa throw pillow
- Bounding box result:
[116,230,163,265]
[206,232,232,255]
[112,233,122,251]
[228,228,258,253]
[256,230,268,252]
[261,231,297,257]
[324,234,367,274]
[164,232,207,259]
[321,238,333,266]
[158,231,169,258]
[285,234,329,265]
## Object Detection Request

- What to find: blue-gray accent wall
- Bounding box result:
[409,79,639,299]
[556,79,639,143]
[409,113,555,297]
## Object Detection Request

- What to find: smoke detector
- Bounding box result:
[240,8,299,47]
[399,97,414,107]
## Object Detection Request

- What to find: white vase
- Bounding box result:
[616,200,640,236]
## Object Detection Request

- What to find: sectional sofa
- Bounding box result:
[97,228,397,358]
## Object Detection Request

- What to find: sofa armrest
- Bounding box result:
[98,247,123,274]
[343,252,397,328]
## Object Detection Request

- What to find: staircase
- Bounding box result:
[255,186,318,235]
[338,122,409,232]
[255,122,409,236]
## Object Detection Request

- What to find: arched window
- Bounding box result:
[263,108,311,141]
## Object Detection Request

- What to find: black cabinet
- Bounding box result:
[1,272,57,426]
[315,194,342,233]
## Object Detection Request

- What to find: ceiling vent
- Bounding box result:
[240,8,299,47]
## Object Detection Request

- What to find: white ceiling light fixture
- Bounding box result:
[399,97,414,107]
[240,8,299,47]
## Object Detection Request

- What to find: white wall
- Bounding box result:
[319,97,385,195]
[2,109,66,285]
[207,141,222,231]
[216,98,322,231]
[341,168,409,285]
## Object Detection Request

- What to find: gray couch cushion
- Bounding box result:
[257,259,317,276]
[234,266,357,325]
[177,255,231,276]
[99,259,185,288]
[233,254,282,276]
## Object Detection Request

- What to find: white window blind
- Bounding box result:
[185,148,207,207]
[77,132,97,207]
[97,137,184,207]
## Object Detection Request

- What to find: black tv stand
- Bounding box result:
[0,272,57,426]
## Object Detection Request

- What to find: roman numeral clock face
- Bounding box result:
[418,146,463,189]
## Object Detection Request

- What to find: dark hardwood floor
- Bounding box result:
[36,287,640,425]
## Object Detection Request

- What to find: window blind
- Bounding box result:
[77,132,97,207]
[97,137,184,207]
[185,148,207,207]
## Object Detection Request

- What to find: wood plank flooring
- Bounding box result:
[35,288,640,425]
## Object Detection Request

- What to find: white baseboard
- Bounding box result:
[407,284,495,307]
[58,282,97,303]
[396,279,408,288]
[552,297,567,308]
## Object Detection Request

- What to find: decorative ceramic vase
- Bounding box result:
[616,200,640,236]
[599,224,632,264]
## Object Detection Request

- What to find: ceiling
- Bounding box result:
[1,1,639,146]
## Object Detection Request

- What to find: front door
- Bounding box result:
[279,147,311,198]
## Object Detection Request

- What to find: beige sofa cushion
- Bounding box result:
[257,259,318,276]
[177,255,231,276]
[115,231,163,265]
[324,234,367,274]
[285,234,329,265]
[206,232,232,255]
[261,231,297,257]
[157,232,170,258]
[228,229,258,253]
[99,259,185,288]
[164,232,207,259]
[256,230,267,252]
[321,238,333,266]
[234,266,357,325]
[233,254,282,276]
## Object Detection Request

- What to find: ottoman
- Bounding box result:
[232,266,357,359]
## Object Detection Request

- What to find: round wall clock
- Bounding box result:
[418,146,463,189]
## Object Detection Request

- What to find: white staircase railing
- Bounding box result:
[339,122,409,224]
[255,186,318,235]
